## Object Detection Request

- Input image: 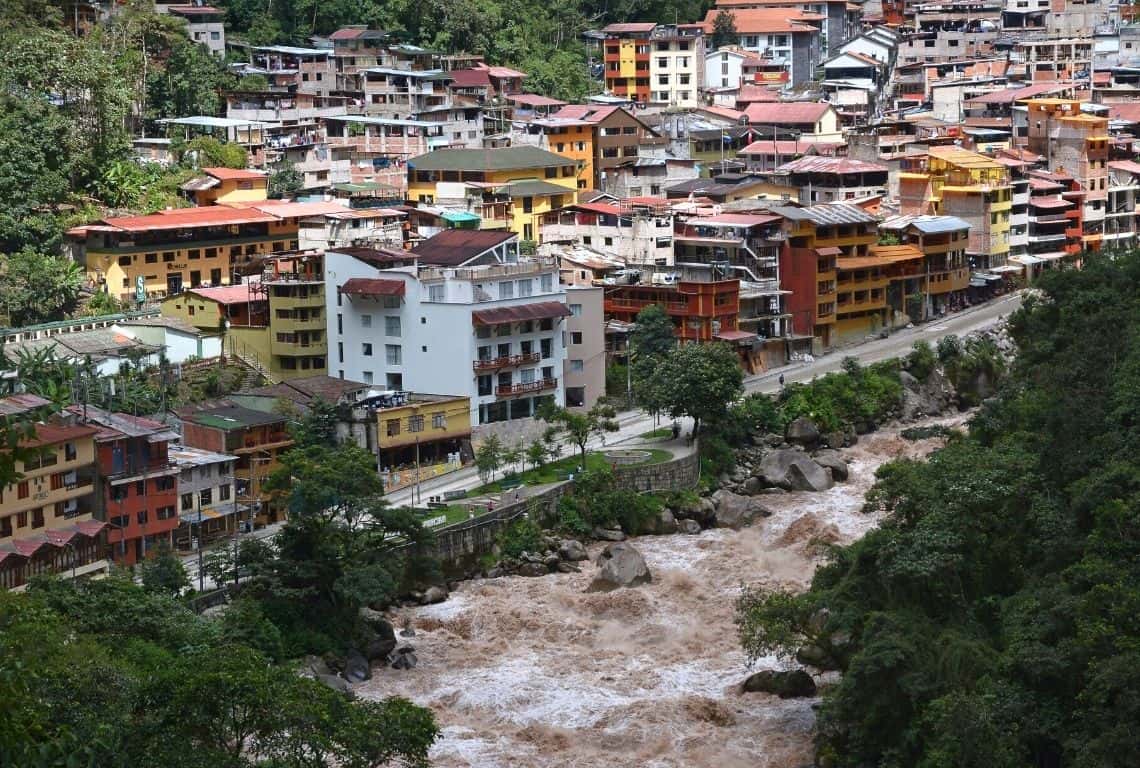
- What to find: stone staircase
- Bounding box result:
[226,339,277,387]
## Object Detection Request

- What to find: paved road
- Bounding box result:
[181,291,1021,584]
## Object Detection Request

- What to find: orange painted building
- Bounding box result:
[68,407,181,566]
[602,22,654,103]
[604,279,742,343]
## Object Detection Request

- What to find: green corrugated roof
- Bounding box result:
[333,182,400,193]
[408,145,576,172]
[505,180,573,198]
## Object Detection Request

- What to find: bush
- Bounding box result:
[905,341,937,381]
[606,363,630,397]
[497,517,545,559]
[556,501,592,537]
[699,434,736,477]
[778,358,903,432]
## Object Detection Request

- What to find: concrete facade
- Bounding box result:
[563,286,605,410]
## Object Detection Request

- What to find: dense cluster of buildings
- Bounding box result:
[9,0,1140,586]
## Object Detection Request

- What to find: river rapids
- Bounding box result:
[357,416,965,767]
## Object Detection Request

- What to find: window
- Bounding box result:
[498,281,514,299]
[219,484,231,502]
[658,57,668,67]
[385,344,402,365]
[540,338,553,358]
[521,368,535,384]
[362,342,373,356]
[522,196,533,214]
[583,235,592,245]
[200,488,213,506]
[136,480,145,496]
[156,476,175,491]
[137,510,148,525]
[386,419,400,437]
[570,331,583,345]
[360,314,372,328]
[570,359,584,372]
[428,284,445,302]
[566,386,586,407]
[386,373,403,389]
[408,414,424,432]
[478,375,493,396]
[432,412,446,429]
[518,279,533,297]
[157,506,176,521]
[363,371,373,384]
[338,342,344,363]
[541,274,553,292]
[658,75,669,85]
[32,509,43,529]
[604,237,614,246]
[385,316,401,336]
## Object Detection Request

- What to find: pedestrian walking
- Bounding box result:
[778,373,785,388]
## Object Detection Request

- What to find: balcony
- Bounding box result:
[108,461,177,484]
[474,352,541,371]
[496,377,557,396]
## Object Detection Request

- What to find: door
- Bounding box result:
[189,270,201,288]
[167,273,183,295]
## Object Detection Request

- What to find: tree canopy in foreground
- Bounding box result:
[737,251,1140,768]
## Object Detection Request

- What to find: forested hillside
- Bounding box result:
[737,250,1140,768]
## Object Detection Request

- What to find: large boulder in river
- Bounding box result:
[740,669,817,698]
[420,585,448,605]
[587,542,651,592]
[518,562,549,577]
[757,450,833,492]
[342,649,371,683]
[785,416,821,448]
[317,673,356,697]
[558,539,588,562]
[711,489,771,529]
[652,508,679,535]
[811,449,849,482]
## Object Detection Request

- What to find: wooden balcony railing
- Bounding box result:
[496,378,557,396]
[473,352,541,371]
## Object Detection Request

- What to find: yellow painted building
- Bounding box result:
[68,206,300,304]
[407,145,580,242]
[160,253,327,382]
[375,394,472,492]
[898,146,1012,269]
[0,401,109,590]
[182,167,270,206]
[520,119,596,191]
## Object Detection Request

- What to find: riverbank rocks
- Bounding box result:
[587,542,652,592]
[811,449,849,482]
[593,527,626,542]
[711,489,771,529]
[420,585,448,605]
[317,673,355,696]
[343,650,371,683]
[673,496,716,527]
[680,519,701,535]
[740,669,817,698]
[785,416,820,448]
[757,449,834,492]
[652,508,679,535]
[390,646,418,670]
[558,539,588,561]
[518,562,549,577]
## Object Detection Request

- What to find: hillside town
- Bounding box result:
[2,0,1139,764]
[0,0,1130,596]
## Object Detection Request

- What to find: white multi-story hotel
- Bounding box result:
[325,245,570,427]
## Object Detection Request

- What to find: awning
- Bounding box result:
[340,278,406,298]
[715,329,760,343]
[441,211,481,223]
[1029,196,1073,209]
[990,264,1024,273]
[1009,254,1043,266]
[815,246,843,256]
[472,300,571,325]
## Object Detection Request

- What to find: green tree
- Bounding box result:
[268,164,305,199]
[0,249,84,327]
[538,402,618,464]
[140,543,191,597]
[146,35,236,120]
[525,438,548,471]
[654,342,743,434]
[631,303,676,360]
[183,136,249,169]
[475,433,503,483]
[710,10,738,50]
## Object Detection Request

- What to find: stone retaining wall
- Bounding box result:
[420,447,700,577]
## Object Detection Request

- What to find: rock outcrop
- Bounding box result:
[711,489,771,529]
[757,449,833,492]
[740,669,817,698]
[587,542,652,592]
[784,416,820,448]
[811,449,849,482]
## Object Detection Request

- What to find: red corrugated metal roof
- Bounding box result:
[186,282,264,306]
[202,167,268,181]
[714,329,758,342]
[340,278,407,297]
[743,102,832,125]
[329,27,365,40]
[508,93,568,107]
[552,104,621,123]
[776,156,888,174]
[573,202,622,216]
[472,301,571,325]
[102,206,278,232]
[10,537,49,557]
[1029,196,1073,209]
[0,394,52,417]
[699,213,782,227]
[737,85,780,103]
[449,68,492,88]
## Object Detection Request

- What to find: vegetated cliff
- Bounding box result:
[737,254,1140,768]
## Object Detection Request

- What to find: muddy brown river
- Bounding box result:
[357,418,964,767]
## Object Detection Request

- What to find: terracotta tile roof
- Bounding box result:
[551,104,621,122]
[736,85,781,104]
[508,93,568,107]
[700,105,747,121]
[776,156,888,174]
[0,394,52,417]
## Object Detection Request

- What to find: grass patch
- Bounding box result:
[638,427,673,439]
[471,448,673,495]
[417,505,475,527]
